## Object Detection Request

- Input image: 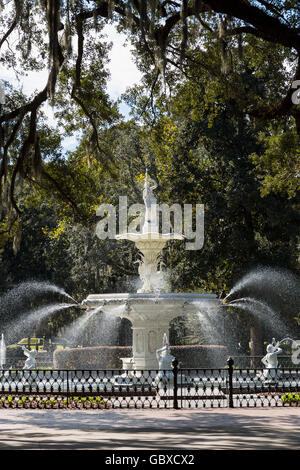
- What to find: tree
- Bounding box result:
[0,0,299,224]
[0,1,299,352]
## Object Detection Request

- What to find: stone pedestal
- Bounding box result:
[131,325,170,370]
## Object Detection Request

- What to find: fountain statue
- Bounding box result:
[156,333,175,370]
[83,171,219,370]
[155,333,175,387]
[22,346,37,370]
[260,338,282,382]
[142,171,158,234]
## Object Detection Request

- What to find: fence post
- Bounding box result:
[227,357,234,408]
[172,357,179,410]
[67,370,69,408]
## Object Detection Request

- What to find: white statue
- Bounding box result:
[142,170,158,234]
[143,170,157,208]
[22,346,37,370]
[155,333,175,387]
[261,338,282,382]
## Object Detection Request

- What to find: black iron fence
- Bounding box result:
[1,358,300,409]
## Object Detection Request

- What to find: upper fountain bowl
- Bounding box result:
[115,232,184,241]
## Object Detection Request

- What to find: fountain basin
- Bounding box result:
[83,293,220,370]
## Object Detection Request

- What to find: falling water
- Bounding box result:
[225,266,300,305]
[228,297,288,335]
[6,303,76,342]
[60,306,103,346]
[0,281,77,316]
[182,299,229,365]
[221,266,300,354]
[187,301,224,342]
[60,304,128,348]
[98,304,126,345]
[196,309,225,345]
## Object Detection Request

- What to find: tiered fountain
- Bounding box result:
[83,172,219,370]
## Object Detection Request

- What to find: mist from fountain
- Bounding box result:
[60,306,102,346]
[3,303,76,346]
[0,281,76,307]
[196,310,225,345]
[228,297,289,336]
[225,266,300,305]
[58,305,124,348]
[221,266,300,347]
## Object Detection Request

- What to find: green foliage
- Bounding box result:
[282,393,300,404]
[54,346,133,369]
[250,129,300,199]
[0,1,299,350]
[0,394,109,409]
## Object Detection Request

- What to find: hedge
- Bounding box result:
[170,345,228,368]
[53,344,228,369]
[54,346,133,370]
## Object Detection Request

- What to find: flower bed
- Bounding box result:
[282,393,300,406]
[0,394,112,409]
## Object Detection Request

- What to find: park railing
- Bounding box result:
[0,358,300,409]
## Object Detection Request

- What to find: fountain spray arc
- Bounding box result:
[83,172,219,370]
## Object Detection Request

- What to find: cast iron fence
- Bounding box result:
[0,358,300,409]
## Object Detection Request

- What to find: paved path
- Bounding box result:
[0,407,299,450]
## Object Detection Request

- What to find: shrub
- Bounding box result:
[170,345,228,368]
[54,344,228,369]
[282,393,300,405]
[54,346,132,369]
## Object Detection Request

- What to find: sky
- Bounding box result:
[0,24,143,152]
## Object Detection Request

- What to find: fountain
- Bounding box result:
[83,172,219,370]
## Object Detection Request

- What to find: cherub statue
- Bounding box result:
[22,346,37,370]
[261,338,282,382]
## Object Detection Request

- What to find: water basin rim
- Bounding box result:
[115,232,185,240]
[82,293,220,309]
[85,293,218,300]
